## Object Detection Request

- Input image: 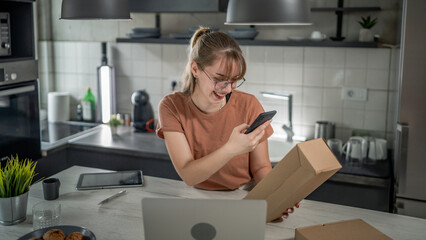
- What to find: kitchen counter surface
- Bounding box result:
[1,166,425,240]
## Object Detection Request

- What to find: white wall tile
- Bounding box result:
[52,42,64,58]
[304,47,324,67]
[246,63,265,84]
[132,44,147,61]
[364,110,386,131]
[324,68,344,87]
[265,63,284,84]
[367,49,391,70]
[302,106,322,125]
[132,61,147,77]
[88,42,102,59]
[63,42,76,58]
[323,88,343,108]
[76,42,90,59]
[146,61,162,78]
[366,69,389,90]
[389,69,398,90]
[365,91,388,110]
[247,46,266,63]
[113,43,132,61]
[343,99,365,110]
[162,44,179,62]
[335,127,352,143]
[303,67,324,86]
[343,109,364,129]
[77,58,91,74]
[283,66,303,86]
[345,48,367,68]
[283,47,303,66]
[265,46,284,63]
[321,108,343,127]
[344,69,367,87]
[324,48,345,68]
[146,77,163,95]
[115,60,133,77]
[63,57,77,74]
[302,87,323,107]
[129,76,148,91]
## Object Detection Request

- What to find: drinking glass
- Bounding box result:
[32,201,61,230]
[327,138,343,156]
[345,138,363,167]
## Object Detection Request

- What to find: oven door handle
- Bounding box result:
[0,85,35,97]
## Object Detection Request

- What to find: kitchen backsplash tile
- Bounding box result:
[303,67,324,86]
[345,49,368,69]
[304,48,324,68]
[324,48,345,68]
[323,68,344,87]
[40,41,396,142]
[344,69,367,88]
[367,49,391,70]
[366,69,389,90]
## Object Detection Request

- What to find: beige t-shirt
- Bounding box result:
[156,90,273,190]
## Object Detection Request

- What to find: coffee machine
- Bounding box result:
[131,90,155,132]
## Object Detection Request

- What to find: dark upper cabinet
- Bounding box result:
[129,0,228,13]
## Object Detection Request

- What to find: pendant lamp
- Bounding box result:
[225,0,311,25]
[61,0,131,20]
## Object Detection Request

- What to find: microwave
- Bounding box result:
[0,12,11,56]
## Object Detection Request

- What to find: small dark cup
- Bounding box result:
[42,178,61,200]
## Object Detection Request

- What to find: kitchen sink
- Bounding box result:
[267,136,298,163]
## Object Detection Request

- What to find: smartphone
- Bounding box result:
[244,110,277,134]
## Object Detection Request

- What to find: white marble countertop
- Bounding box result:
[1,166,425,240]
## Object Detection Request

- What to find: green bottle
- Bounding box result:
[82,88,96,122]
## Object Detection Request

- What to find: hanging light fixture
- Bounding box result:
[225,0,311,25]
[61,0,131,20]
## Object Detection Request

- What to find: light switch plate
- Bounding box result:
[342,87,368,101]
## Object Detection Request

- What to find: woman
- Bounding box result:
[156,27,297,219]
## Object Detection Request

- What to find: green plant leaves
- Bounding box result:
[0,155,38,198]
[358,16,377,29]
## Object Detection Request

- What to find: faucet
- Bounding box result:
[260,91,294,142]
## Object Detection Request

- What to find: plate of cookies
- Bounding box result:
[18,225,96,240]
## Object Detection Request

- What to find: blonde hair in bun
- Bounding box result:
[181,26,246,95]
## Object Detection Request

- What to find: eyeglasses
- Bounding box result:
[202,69,245,90]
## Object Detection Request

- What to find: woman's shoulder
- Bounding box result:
[161,92,189,106]
[232,90,260,104]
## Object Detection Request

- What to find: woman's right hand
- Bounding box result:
[225,120,271,156]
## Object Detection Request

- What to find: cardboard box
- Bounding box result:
[294,219,392,240]
[244,138,342,222]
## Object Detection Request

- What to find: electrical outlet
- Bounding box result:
[342,87,368,101]
[167,78,178,92]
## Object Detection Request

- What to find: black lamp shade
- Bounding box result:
[225,0,311,25]
[61,0,131,20]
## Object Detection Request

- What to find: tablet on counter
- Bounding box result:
[76,170,144,190]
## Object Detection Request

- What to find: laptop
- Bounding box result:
[142,198,267,240]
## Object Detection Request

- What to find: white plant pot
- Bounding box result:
[359,28,373,42]
[110,126,118,135]
[0,191,29,226]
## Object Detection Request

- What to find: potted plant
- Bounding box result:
[0,155,38,225]
[107,114,123,135]
[358,16,377,42]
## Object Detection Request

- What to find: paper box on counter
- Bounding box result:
[244,138,342,222]
[295,218,392,240]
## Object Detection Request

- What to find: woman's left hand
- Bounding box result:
[270,202,300,223]
[283,202,300,219]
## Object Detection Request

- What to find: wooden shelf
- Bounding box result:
[116,37,379,48]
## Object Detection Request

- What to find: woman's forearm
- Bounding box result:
[178,143,237,186]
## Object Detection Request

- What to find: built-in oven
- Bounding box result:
[0,59,40,164]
